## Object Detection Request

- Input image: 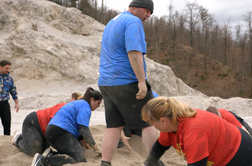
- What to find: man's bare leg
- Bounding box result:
[142,126,158,153]
[101,126,123,162]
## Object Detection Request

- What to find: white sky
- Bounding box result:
[98,0,252,27]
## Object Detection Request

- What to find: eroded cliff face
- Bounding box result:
[0,0,103,83]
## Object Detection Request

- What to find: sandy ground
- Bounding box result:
[0,100,251,166]
[1,81,252,166]
[0,108,188,166]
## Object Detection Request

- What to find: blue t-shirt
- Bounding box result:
[48,100,91,138]
[98,11,147,86]
[152,91,159,98]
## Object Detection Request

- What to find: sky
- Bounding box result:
[98,0,252,27]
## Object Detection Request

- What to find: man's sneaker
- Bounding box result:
[31,153,44,166]
[42,147,53,157]
[100,161,112,166]
[11,130,22,148]
[117,139,124,148]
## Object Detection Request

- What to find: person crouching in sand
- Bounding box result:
[11,92,83,156]
[141,97,252,166]
[31,87,103,166]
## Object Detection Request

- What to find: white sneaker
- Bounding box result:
[42,147,53,157]
[31,153,44,166]
[11,130,22,147]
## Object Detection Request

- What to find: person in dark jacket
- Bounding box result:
[0,60,19,135]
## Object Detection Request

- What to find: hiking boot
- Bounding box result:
[31,153,44,166]
[11,130,22,148]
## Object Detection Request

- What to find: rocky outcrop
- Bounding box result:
[0,0,103,84]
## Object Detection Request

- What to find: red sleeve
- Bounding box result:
[49,103,66,119]
[183,128,210,164]
[219,109,242,128]
[158,132,172,147]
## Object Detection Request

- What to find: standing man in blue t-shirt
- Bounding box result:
[0,60,19,135]
[98,0,163,166]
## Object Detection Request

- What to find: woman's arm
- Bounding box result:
[79,125,101,155]
[79,125,96,146]
[143,140,170,166]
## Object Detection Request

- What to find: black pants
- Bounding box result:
[18,112,49,156]
[230,111,252,136]
[0,102,11,135]
[123,126,142,137]
[44,124,86,165]
[226,127,252,166]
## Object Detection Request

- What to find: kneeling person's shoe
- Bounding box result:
[42,147,54,157]
[31,153,44,166]
[11,130,22,148]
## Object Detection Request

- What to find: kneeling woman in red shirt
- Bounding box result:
[141,97,252,166]
[11,92,83,156]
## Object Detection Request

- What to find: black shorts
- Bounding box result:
[99,80,153,129]
[226,127,252,166]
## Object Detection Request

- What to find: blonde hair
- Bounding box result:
[72,92,83,100]
[142,97,197,125]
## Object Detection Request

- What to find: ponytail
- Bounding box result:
[83,87,103,105]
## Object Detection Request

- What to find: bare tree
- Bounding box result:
[167,1,173,60]
[184,1,202,66]
[243,11,252,97]
[185,1,202,48]
[200,7,210,72]
[178,12,186,57]
[240,31,247,93]
[70,0,76,7]
[153,16,166,62]
[173,13,178,74]
[222,17,231,65]
[235,24,241,49]
[100,0,104,23]
[78,0,92,16]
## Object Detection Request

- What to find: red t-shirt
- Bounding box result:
[36,103,66,136]
[219,109,242,128]
[158,109,241,166]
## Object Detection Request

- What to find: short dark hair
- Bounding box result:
[0,60,11,67]
[206,106,219,115]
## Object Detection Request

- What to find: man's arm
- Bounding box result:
[10,79,19,112]
[14,99,19,112]
[128,50,147,100]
